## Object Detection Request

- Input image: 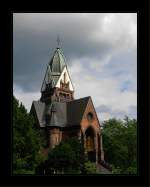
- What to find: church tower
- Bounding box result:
[40,47,74,103]
[31,42,111,173]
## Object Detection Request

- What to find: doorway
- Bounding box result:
[85,126,96,162]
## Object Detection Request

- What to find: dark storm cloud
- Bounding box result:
[13,13,137,120]
[13,13,110,60]
[13,29,50,92]
[13,13,116,92]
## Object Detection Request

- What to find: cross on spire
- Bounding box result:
[57,35,61,47]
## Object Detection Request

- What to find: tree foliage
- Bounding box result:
[102,116,137,174]
[84,161,97,174]
[13,95,137,175]
[13,96,44,174]
[44,138,85,174]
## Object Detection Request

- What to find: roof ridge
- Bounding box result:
[68,96,91,103]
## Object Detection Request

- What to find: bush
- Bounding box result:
[13,169,35,175]
[84,161,97,174]
[112,165,122,174]
[46,138,84,174]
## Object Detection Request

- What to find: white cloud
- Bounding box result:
[92,13,137,51]
[98,112,111,122]
[13,56,137,120]
[89,55,112,73]
[69,57,137,121]
[13,13,137,120]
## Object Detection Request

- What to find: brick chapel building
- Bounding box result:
[30,45,111,172]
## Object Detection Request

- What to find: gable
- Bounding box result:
[55,66,74,91]
[80,97,101,133]
[30,101,46,127]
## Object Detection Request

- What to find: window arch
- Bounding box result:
[87,112,94,122]
[85,126,95,152]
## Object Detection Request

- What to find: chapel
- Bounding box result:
[31,44,111,172]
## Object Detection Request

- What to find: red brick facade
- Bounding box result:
[31,46,108,172]
[42,97,104,164]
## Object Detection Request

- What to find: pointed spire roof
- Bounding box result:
[41,47,67,92]
[49,47,66,73]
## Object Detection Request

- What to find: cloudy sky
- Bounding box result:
[13,13,137,122]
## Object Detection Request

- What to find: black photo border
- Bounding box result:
[0,0,149,186]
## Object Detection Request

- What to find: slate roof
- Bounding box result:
[50,48,66,73]
[30,100,46,127]
[41,47,67,92]
[67,96,90,126]
[30,96,91,128]
[49,102,67,127]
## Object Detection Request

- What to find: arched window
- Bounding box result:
[87,112,94,122]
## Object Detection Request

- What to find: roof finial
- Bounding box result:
[57,35,60,48]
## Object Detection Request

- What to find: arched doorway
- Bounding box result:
[85,126,96,162]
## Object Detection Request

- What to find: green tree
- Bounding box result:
[45,138,85,174]
[102,117,137,174]
[13,96,44,174]
[84,161,97,174]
